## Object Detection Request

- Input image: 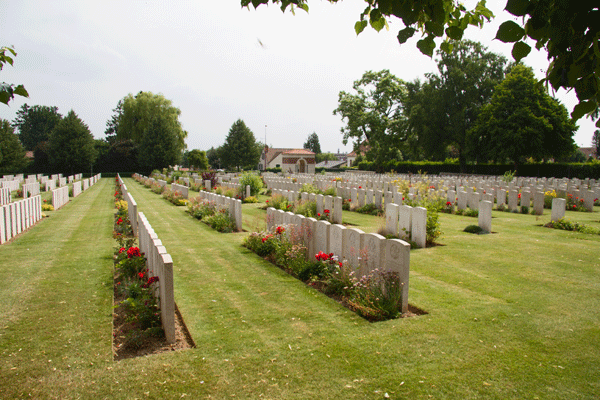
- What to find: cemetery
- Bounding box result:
[0,171,598,398]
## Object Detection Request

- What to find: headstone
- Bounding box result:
[385,203,399,236]
[411,207,427,248]
[329,224,345,258]
[478,200,492,233]
[398,205,413,240]
[551,198,566,222]
[385,239,411,313]
[533,191,544,215]
[361,233,385,277]
[314,220,331,255]
[342,228,364,270]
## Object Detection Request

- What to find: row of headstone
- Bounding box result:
[384,204,427,247]
[1,180,20,192]
[52,186,69,210]
[117,175,139,236]
[72,181,82,198]
[171,183,189,199]
[266,207,411,313]
[22,182,41,198]
[137,212,175,344]
[0,188,11,205]
[0,196,42,244]
[270,189,344,224]
[193,191,243,232]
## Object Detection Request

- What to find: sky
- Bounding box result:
[0,0,596,155]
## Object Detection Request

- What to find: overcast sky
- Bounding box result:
[0,1,595,155]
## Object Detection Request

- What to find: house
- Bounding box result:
[579,147,598,160]
[259,147,316,174]
[345,141,371,167]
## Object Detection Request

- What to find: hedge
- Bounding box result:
[356,161,600,179]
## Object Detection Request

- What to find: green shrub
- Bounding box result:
[239,172,264,197]
[464,225,483,234]
[243,196,258,203]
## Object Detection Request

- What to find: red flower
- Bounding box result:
[127,247,141,259]
[276,226,285,235]
[358,186,362,189]
[287,204,292,208]
[446,201,452,206]
[324,209,330,214]
[119,247,125,253]
[402,197,405,201]
[317,213,321,217]
[573,205,577,209]
[518,193,521,199]
[138,272,145,279]
[266,200,269,203]
[117,217,123,225]
[339,262,343,267]
[143,276,159,288]
[579,199,584,203]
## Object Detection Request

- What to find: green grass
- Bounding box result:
[0,177,599,399]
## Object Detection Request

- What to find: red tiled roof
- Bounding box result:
[282,149,314,155]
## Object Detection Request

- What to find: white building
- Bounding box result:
[259,147,316,174]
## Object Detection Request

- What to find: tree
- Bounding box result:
[116,91,187,151]
[303,132,321,154]
[49,110,97,175]
[137,113,183,173]
[220,119,260,171]
[104,99,123,144]
[0,46,28,105]
[593,130,600,159]
[467,64,577,166]
[333,70,409,167]
[315,152,338,163]
[406,40,506,169]
[188,149,209,171]
[242,1,600,126]
[0,119,27,173]
[13,104,62,150]
[206,146,222,169]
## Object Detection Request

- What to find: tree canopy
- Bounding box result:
[593,130,600,159]
[334,69,408,166]
[137,112,183,173]
[13,104,62,151]
[187,149,209,171]
[49,110,97,175]
[406,40,507,168]
[0,119,27,173]
[467,64,577,165]
[220,119,261,171]
[242,0,600,127]
[115,91,187,151]
[303,132,321,154]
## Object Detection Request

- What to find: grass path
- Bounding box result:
[0,177,598,399]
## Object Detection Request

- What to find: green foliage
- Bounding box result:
[0,46,28,105]
[355,203,382,216]
[265,194,289,210]
[592,130,600,159]
[544,218,600,235]
[220,119,261,170]
[468,64,577,164]
[238,172,264,197]
[502,170,516,183]
[116,92,187,150]
[406,40,507,169]
[303,132,321,154]
[464,224,483,234]
[243,196,258,204]
[315,152,338,163]
[293,200,317,218]
[334,70,410,166]
[205,209,237,233]
[137,112,183,172]
[0,119,27,173]
[48,110,97,175]
[13,103,62,151]
[187,149,209,171]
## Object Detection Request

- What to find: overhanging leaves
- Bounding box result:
[496,21,525,43]
[511,41,531,62]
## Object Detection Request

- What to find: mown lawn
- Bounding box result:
[0,177,598,399]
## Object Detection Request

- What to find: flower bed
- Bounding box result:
[244,224,405,322]
[186,197,237,233]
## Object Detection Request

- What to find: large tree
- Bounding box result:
[406,40,506,169]
[303,132,321,154]
[13,104,62,150]
[137,113,183,173]
[0,119,27,173]
[115,91,187,151]
[220,119,260,171]
[187,149,209,171]
[242,1,600,127]
[467,64,577,166]
[49,110,97,175]
[334,69,409,167]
